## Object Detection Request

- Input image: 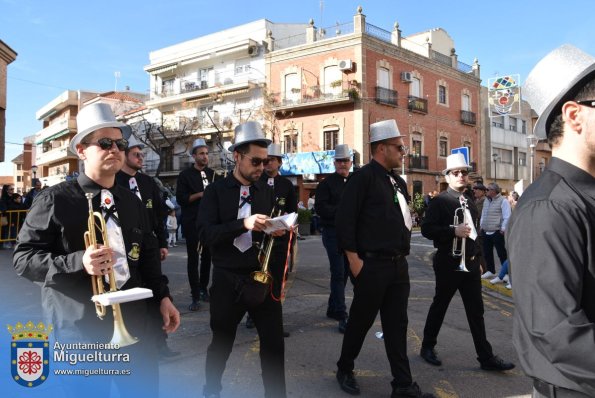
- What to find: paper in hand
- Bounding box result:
[262,212,298,234]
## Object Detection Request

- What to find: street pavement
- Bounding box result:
[0,232,531,398]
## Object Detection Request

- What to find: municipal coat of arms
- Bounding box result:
[7,321,53,387]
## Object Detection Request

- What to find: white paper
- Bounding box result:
[262,212,298,234]
[92,287,153,306]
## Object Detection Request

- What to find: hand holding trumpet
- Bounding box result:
[82,244,115,276]
[454,223,472,239]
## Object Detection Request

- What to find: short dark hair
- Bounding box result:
[548,75,595,146]
[234,141,268,155]
[370,141,381,155]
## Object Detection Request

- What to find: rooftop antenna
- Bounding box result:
[114,71,121,92]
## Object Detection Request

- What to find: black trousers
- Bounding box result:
[183,220,212,299]
[422,251,493,362]
[204,268,286,398]
[337,257,413,388]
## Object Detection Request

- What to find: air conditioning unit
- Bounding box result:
[401,72,412,83]
[338,59,353,71]
[248,45,259,57]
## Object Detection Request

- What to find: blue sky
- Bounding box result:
[2,0,595,176]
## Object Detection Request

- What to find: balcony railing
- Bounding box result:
[408,155,429,170]
[461,110,476,126]
[273,82,356,108]
[408,96,428,114]
[375,86,398,106]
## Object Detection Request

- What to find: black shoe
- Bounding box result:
[392,382,435,398]
[188,299,200,311]
[336,369,360,395]
[480,355,515,371]
[199,289,210,302]
[246,315,255,329]
[327,310,347,321]
[159,345,180,359]
[420,347,442,366]
[338,318,348,334]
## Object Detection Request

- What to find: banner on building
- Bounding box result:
[488,74,521,117]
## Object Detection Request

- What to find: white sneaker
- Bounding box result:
[505,283,512,289]
[481,271,495,279]
[503,274,509,283]
[490,276,504,284]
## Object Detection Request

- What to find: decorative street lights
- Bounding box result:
[31,164,38,182]
[492,153,499,183]
[526,134,539,183]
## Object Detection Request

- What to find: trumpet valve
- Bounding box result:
[251,270,272,285]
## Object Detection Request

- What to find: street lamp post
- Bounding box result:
[491,153,499,183]
[31,165,38,182]
[526,134,539,184]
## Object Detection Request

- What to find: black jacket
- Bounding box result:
[315,172,350,227]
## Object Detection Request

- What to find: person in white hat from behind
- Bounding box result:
[334,120,435,398]
[419,152,515,372]
[197,121,287,398]
[176,137,220,311]
[14,102,180,395]
[315,143,353,333]
[507,45,595,397]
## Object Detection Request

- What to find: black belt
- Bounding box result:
[364,252,406,262]
[533,379,590,398]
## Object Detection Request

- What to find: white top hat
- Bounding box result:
[267,143,283,157]
[369,119,406,143]
[127,135,145,150]
[442,153,471,175]
[71,103,126,153]
[333,144,351,159]
[228,121,271,152]
[191,138,207,154]
[524,44,595,139]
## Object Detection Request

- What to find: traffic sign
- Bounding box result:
[451,147,469,165]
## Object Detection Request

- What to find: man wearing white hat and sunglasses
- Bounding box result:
[419,152,514,372]
[14,102,180,396]
[198,121,286,398]
[508,45,595,397]
[176,137,220,311]
[335,120,434,398]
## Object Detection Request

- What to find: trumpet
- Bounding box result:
[451,195,470,272]
[251,197,286,285]
[84,193,139,347]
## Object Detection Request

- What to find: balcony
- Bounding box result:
[408,96,428,114]
[461,110,476,126]
[34,117,76,144]
[408,154,429,170]
[375,87,398,106]
[36,145,75,165]
[271,82,357,112]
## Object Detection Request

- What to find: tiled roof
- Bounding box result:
[99,91,143,103]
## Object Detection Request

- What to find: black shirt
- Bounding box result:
[197,174,275,272]
[507,157,595,395]
[13,173,170,341]
[421,187,481,257]
[336,159,411,256]
[116,170,167,249]
[176,165,216,224]
[315,172,350,227]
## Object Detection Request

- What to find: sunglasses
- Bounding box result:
[85,138,128,151]
[450,170,469,177]
[576,100,595,108]
[131,152,145,159]
[242,154,268,167]
[335,158,352,163]
[385,143,410,154]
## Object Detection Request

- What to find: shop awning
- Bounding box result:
[35,128,70,145]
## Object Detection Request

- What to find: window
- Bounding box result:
[16,164,22,171]
[200,67,214,89]
[410,77,421,97]
[162,78,175,95]
[494,148,513,164]
[519,152,527,166]
[323,129,339,151]
[376,67,391,103]
[413,180,423,199]
[411,136,422,156]
[439,137,448,157]
[438,85,447,104]
[491,116,504,128]
[521,120,527,134]
[283,130,298,154]
[234,59,250,75]
[462,94,471,111]
[509,117,518,132]
[17,175,22,182]
[284,73,300,102]
[198,105,214,125]
[324,65,342,95]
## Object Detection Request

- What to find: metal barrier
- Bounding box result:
[1,210,29,243]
